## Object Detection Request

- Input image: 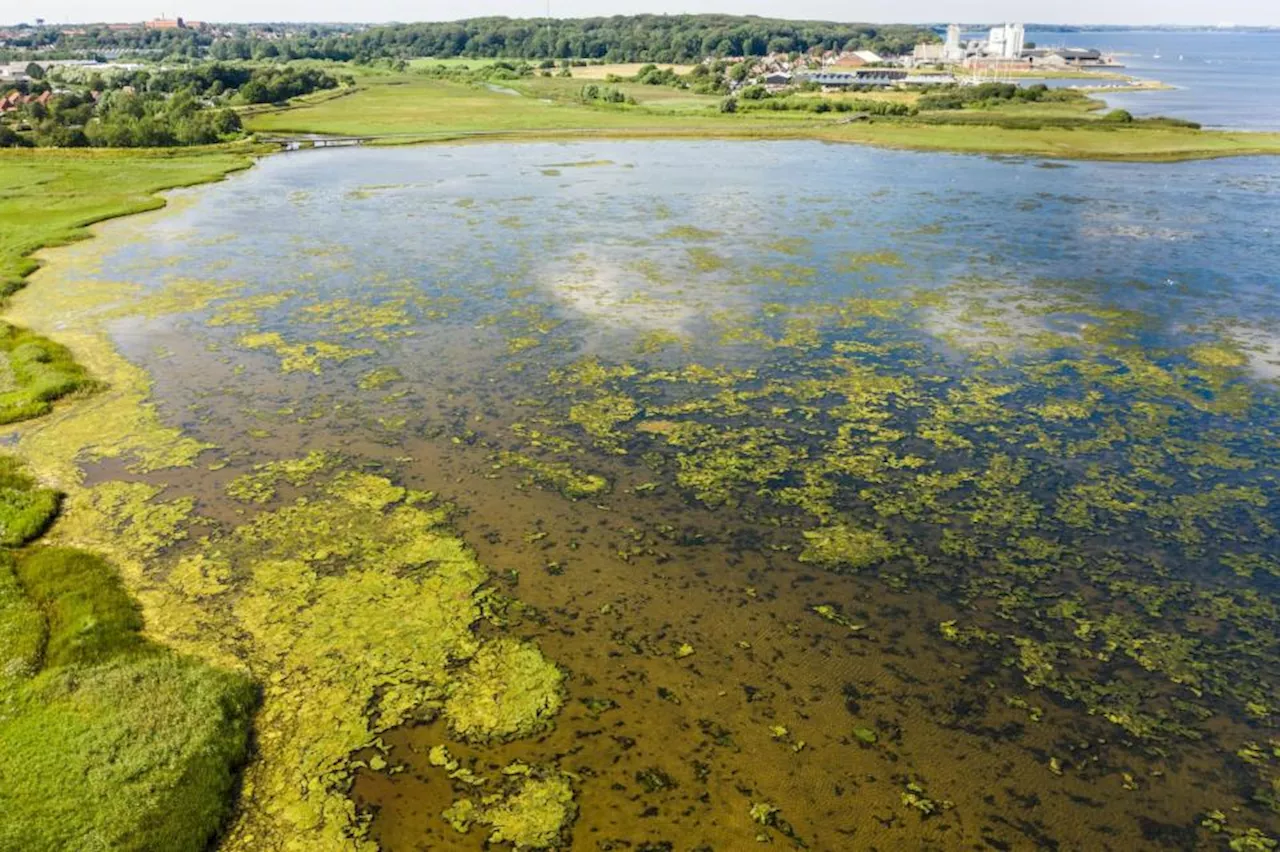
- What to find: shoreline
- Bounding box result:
[253,122,1280,163]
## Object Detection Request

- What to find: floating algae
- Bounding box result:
[237,331,374,374]
[66,463,575,852]
[0,212,576,851]
[357,366,404,391]
[444,637,564,743]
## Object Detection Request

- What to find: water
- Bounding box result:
[18,141,1280,850]
[1026,29,1280,130]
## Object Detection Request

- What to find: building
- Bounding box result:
[912,24,969,66]
[1031,48,1105,68]
[145,16,185,30]
[944,24,964,61]
[964,56,1033,72]
[831,51,883,68]
[912,43,946,62]
[799,69,909,88]
[987,23,1026,60]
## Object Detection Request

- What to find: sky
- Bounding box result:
[18,0,1279,28]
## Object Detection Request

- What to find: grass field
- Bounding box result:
[245,72,1280,161]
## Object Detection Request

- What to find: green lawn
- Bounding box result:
[246,75,694,136]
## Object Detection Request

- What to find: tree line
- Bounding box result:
[267,16,936,62]
[8,16,937,64]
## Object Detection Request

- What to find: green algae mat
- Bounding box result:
[3,141,1280,851]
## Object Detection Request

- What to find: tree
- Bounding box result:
[24,62,44,80]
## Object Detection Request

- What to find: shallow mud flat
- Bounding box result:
[6,141,1279,850]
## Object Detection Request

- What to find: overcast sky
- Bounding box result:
[18,0,1278,28]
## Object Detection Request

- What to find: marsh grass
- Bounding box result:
[0,548,255,852]
[0,146,259,299]
[0,145,261,849]
[0,455,59,547]
[0,322,98,424]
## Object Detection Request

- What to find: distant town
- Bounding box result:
[1,18,1122,94]
[713,23,1122,93]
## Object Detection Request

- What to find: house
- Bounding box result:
[145,17,185,30]
[0,89,52,114]
[1032,48,1104,68]
[831,50,884,69]
[762,72,792,87]
[0,63,32,84]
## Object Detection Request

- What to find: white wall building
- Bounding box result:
[987,23,1026,59]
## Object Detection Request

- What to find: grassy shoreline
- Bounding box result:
[0,71,1276,851]
[0,145,265,852]
[242,74,1280,163]
[0,144,266,298]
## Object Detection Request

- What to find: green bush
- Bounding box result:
[1103,108,1134,123]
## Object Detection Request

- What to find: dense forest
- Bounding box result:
[12,16,938,63]
[232,16,935,62]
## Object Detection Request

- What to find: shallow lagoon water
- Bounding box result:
[15,141,1280,850]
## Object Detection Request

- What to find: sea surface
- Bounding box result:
[1027,29,1280,130]
[19,141,1280,850]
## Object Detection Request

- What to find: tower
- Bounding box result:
[945,24,962,60]
[1005,23,1025,59]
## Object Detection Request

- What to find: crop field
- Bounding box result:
[569,62,696,79]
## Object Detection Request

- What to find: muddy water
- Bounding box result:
[14,141,1280,850]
